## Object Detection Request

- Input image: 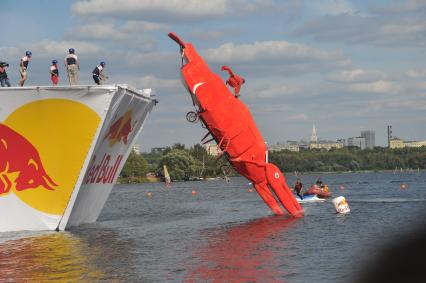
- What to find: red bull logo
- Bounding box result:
[103,110,136,147]
[0,98,101,215]
[0,123,58,194]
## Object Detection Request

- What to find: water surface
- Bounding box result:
[1,172,425,282]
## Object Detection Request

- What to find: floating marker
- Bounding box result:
[247,188,253,193]
[147,192,153,198]
[192,190,197,196]
[339,185,345,191]
[333,196,350,214]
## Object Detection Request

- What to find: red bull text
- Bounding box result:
[83,154,123,184]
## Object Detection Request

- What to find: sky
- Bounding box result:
[1,0,425,151]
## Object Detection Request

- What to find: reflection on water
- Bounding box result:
[0,229,134,282]
[0,172,424,282]
[184,217,298,283]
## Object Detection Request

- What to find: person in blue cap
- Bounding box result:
[92,61,108,85]
[64,48,80,85]
[50,60,59,86]
[19,51,32,86]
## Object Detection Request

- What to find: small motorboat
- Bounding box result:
[294,193,326,203]
[303,185,332,199]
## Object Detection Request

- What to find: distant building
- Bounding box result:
[132,144,140,154]
[387,125,393,147]
[308,125,343,150]
[151,147,166,153]
[389,137,426,149]
[269,142,300,152]
[361,130,375,149]
[204,143,221,156]
[309,140,344,151]
[347,137,366,149]
[311,124,318,143]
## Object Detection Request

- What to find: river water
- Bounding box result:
[0,172,425,282]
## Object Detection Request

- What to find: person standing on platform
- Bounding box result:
[19,51,32,86]
[64,48,80,85]
[50,60,59,86]
[0,62,11,87]
[92,61,108,85]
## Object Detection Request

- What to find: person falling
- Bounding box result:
[221,65,245,98]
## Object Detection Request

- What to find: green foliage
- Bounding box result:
[158,149,201,181]
[120,144,426,183]
[119,150,148,183]
[269,146,426,173]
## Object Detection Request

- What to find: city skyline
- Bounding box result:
[2,0,426,151]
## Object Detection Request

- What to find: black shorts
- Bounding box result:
[93,74,100,85]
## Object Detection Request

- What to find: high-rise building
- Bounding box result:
[311,124,318,143]
[387,125,393,147]
[204,143,220,156]
[347,137,366,149]
[361,130,375,149]
[132,143,140,154]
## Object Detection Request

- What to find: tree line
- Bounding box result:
[119,143,230,183]
[269,146,426,173]
[118,145,426,183]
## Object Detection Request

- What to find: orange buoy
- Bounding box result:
[400,184,407,190]
[191,190,197,196]
[247,188,253,193]
[147,192,153,198]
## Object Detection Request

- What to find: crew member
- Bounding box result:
[316,177,323,188]
[0,62,11,87]
[50,60,59,86]
[92,61,108,85]
[294,178,304,200]
[221,65,245,98]
[19,51,32,86]
[64,48,80,85]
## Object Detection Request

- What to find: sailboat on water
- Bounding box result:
[163,165,171,188]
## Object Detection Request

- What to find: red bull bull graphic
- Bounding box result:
[103,110,135,147]
[0,123,58,194]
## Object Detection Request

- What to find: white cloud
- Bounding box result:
[288,113,309,121]
[71,23,116,39]
[0,46,20,59]
[328,68,387,83]
[348,80,400,94]
[405,69,426,80]
[34,40,102,56]
[201,40,351,76]
[295,1,426,48]
[128,75,181,93]
[204,40,346,63]
[0,40,102,59]
[305,0,357,16]
[72,0,276,23]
